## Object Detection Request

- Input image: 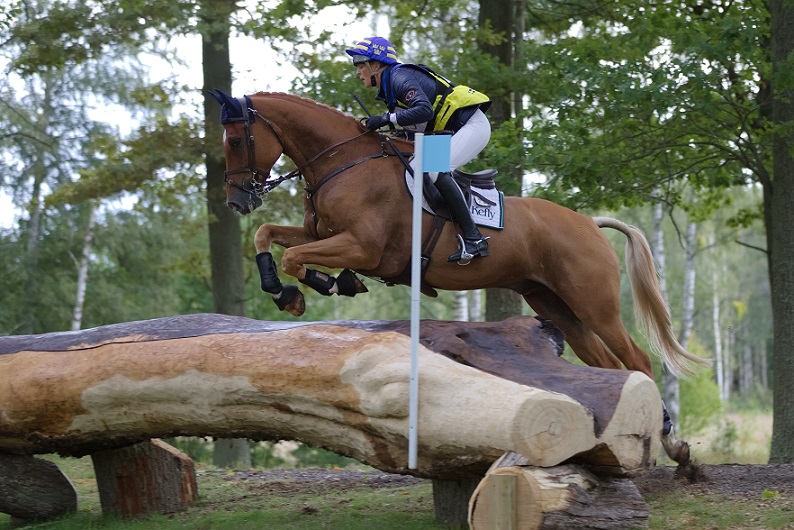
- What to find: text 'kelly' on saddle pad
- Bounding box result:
[405,171,505,230]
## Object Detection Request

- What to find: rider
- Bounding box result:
[345,36,492,265]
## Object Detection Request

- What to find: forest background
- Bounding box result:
[1,0,792,469]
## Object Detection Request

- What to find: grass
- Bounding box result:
[645,490,794,530]
[1,411,786,529]
[0,456,446,530]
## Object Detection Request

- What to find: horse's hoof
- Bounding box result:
[285,289,306,317]
[661,432,691,466]
[336,269,368,297]
[274,285,305,316]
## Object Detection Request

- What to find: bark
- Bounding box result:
[652,200,679,431]
[21,74,54,335]
[71,204,96,331]
[0,453,77,520]
[453,291,469,321]
[767,0,794,463]
[0,314,662,478]
[469,290,483,321]
[469,453,649,530]
[91,439,197,517]
[710,230,726,402]
[479,0,524,320]
[432,476,481,526]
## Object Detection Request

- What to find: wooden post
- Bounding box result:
[91,439,197,518]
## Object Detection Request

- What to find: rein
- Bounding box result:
[224,98,383,200]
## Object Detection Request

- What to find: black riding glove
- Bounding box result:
[366,112,392,130]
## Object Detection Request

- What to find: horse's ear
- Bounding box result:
[206,89,225,106]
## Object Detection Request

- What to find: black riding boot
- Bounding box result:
[433,171,489,265]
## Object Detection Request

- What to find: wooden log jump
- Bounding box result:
[0,314,662,525]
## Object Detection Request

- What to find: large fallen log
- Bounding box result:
[0,314,661,479]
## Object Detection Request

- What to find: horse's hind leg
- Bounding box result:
[522,291,622,371]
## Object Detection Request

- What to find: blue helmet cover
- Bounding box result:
[345,36,398,64]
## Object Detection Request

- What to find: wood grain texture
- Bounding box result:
[0,314,661,478]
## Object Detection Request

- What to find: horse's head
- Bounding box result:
[208,90,284,214]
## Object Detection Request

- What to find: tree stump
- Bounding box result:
[468,452,649,529]
[0,453,77,520]
[91,439,197,518]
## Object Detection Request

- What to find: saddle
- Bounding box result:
[421,169,498,221]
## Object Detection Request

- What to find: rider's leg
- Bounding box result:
[412,109,492,265]
[431,171,489,264]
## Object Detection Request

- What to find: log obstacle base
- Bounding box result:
[0,314,663,527]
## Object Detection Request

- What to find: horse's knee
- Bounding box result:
[254,224,275,253]
[280,249,304,279]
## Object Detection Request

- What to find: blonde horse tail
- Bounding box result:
[594,216,711,378]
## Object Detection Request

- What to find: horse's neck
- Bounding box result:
[258,95,359,163]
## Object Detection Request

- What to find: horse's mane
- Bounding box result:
[250,91,413,147]
[251,91,363,127]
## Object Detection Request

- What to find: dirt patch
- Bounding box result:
[634,462,794,498]
[217,462,794,502]
[221,468,428,495]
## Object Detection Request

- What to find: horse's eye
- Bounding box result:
[229,137,242,148]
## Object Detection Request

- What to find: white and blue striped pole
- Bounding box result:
[409,132,451,470]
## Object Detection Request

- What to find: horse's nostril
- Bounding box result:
[227,202,244,214]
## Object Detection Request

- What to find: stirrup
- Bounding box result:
[448,235,489,265]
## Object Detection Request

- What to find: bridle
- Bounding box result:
[222,97,379,200]
[222,98,292,199]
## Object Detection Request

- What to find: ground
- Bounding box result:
[633,462,794,498]
[224,462,794,498]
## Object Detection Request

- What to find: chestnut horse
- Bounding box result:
[209,90,708,464]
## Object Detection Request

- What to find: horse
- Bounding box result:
[208,90,709,465]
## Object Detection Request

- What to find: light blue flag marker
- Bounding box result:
[421,134,452,172]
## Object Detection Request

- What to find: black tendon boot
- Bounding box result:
[433,171,489,265]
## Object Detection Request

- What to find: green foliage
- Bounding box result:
[679,338,721,438]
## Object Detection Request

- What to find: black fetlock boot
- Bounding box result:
[433,171,489,265]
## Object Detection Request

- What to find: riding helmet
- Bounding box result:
[345,36,398,65]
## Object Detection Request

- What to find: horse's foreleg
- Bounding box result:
[299,268,369,297]
[253,224,317,316]
[280,233,381,298]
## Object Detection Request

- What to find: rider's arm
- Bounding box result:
[389,69,435,126]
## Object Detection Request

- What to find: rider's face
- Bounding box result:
[355,61,380,88]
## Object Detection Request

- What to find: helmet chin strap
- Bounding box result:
[366,62,383,87]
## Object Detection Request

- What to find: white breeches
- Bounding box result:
[411,109,491,183]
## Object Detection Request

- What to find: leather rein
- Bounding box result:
[223,98,388,204]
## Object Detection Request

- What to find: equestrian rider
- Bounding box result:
[346,36,492,265]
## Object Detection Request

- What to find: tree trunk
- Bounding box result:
[0,314,661,477]
[652,200,679,434]
[453,291,469,321]
[71,203,96,331]
[200,0,249,468]
[469,290,483,321]
[432,476,481,527]
[710,230,726,402]
[91,439,197,517]
[767,0,794,464]
[469,453,649,530]
[479,0,524,321]
[485,288,523,322]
